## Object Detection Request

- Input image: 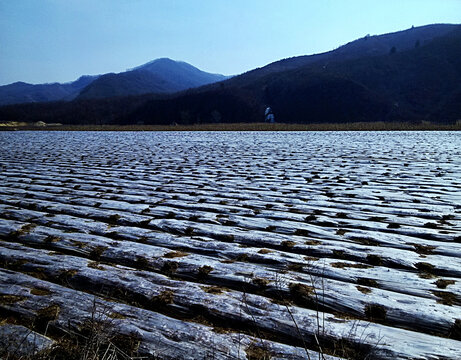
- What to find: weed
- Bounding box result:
[89,246,108,261]
[336,229,348,236]
[107,214,121,224]
[366,254,383,266]
[0,295,26,305]
[434,279,456,289]
[44,235,61,243]
[315,220,337,227]
[108,312,126,320]
[410,243,436,255]
[356,286,372,294]
[151,290,174,307]
[332,249,346,259]
[304,256,319,262]
[139,218,152,226]
[70,240,87,249]
[58,270,78,283]
[305,240,321,246]
[294,229,310,237]
[449,319,461,340]
[287,263,304,271]
[364,304,386,322]
[329,333,379,360]
[73,299,141,359]
[220,259,236,264]
[164,251,189,258]
[357,278,378,288]
[200,286,227,295]
[9,223,37,238]
[252,278,270,289]
[198,265,213,278]
[87,261,106,271]
[368,216,387,222]
[415,262,436,277]
[281,240,295,249]
[245,342,272,360]
[184,227,195,236]
[215,233,235,242]
[234,253,248,262]
[35,304,60,331]
[161,261,179,275]
[331,262,371,269]
[423,222,439,229]
[30,288,52,296]
[135,256,150,269]
[386,222,400,229]
[258,249,272,254]
[336,212,348,219]
[289,283,315,308]
[432,291,457,306]
[350,237,380,246]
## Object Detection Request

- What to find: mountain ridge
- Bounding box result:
[0,75,98,106]
[122,23,461,125]
[76,58,229,100]
[1,23,460,125]
[0,59,228,105]
[220,23,458,88]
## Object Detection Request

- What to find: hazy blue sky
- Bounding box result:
[1,0,460,85]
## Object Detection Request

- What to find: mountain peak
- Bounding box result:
[149,57,179,64]
[129,57,183,71]
[76,58,228,100]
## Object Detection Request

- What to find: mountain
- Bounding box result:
[132,58,230,88]
[0,58,228,105]
[222,24,458,87]
[1,24,460,125]
[76,58,229,100]
[123,23,461,125]
[0,76,97,106]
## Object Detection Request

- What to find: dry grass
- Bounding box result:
[331,262,372,269]
[30,288,53,296]
[197,265,213,278]
[0,295,26,305]
[245,342,272,360]
[2,121,461,131]
[163,251,189,259]
[432,291,458,306]
[356,286,372,294]
[434,279,456,289]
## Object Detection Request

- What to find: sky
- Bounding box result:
[0,0,460,85]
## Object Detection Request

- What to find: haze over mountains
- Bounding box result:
[0,58,228,106]
[1,23,460,125]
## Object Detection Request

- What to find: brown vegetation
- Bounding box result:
[1,121,461,132]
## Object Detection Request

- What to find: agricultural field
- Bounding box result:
[0,130,460,359]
